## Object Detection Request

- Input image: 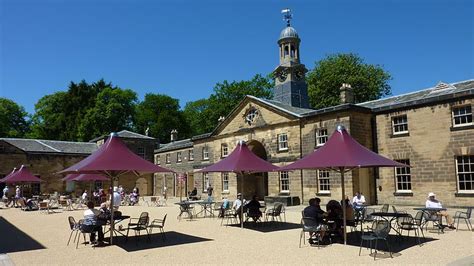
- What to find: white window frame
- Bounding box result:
[395,159,412,192]
[202,147,209,160]
[317,170,330,193]
[456,155,474,193]
[221,144,229,158]
[278,133,288,151]
[165,154,171,164]
[315,128,328,147]
[176,151,182,163]
[279,171,290,192]
[222,173,229,192]
[202,172,210,192]
[156,155,160,165]
[392,115,409,135]
[189,149,194,161]
[452,105,473,127]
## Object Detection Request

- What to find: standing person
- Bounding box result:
[426,192,455,229]
[81,190,88,202]
[2,186,10,206]
[83,201,105,246]
[207,184,214,202]
[162,186,168,200]
[14,186,21,207]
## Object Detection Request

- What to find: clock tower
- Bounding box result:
[272,9,310,108]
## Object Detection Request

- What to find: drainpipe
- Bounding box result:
[299,119,304,205]
[371,116,379,205]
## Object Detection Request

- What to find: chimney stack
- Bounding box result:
[339,83,354,104]
[170,129,178,142]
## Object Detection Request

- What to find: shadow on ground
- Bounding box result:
[110,231,213,252]
[227,221,301,233]
[0,217,46,253]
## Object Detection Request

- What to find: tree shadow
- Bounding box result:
[111,231,213,252]
[0,217,46,253]
[227,221,301,233]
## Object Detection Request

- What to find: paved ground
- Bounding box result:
[0,198,472,265]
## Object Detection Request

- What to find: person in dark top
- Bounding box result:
[189,187,198,200]
[246,195,262,222]
[326,199,343,237]
[303,198,327,243]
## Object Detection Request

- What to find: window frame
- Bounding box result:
[315,128,328,147]
[395,159,412,192]
[202,147,209,160]
[392,115,409,135]
[165,154,171,164]
[202,172,210,192]
[452,105,473,128]
[277,133,288,151]
[188,149,194,161]
[279,171,290,192]
[222,173,229,192]
[456,155,474,193]
[137,147,146,158]
[221,144,229,158]
[317,170,330,193]
[176,151,182,163]
[156,155,160,165]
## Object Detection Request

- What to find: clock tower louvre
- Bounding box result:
[272,10,310,108]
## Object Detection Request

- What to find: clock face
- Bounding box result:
[295,70,305,81]
[278,71,288,82]
[244,107,259,125]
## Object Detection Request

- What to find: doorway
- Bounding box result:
[237,140,269,199]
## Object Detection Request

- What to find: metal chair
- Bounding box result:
[265,203,284,223]
[454,207,473,231]
[300,217,327,248]
[359,220,392,260]
[423,211,443,234]
[177,202,194,220]
[397,211,424,245]
[126,212,150,243]
[148,214,167,241]
[67,216,80,246]
[76,219,95,249]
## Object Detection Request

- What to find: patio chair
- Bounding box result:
[453,207,473,231]
[149,197,159,207]
[67,216,80,246]
[300,217,327,248]
[391,205,406,214]
[212,202,223,218]
[359,220,392,260]
[148,214,167,241]
[222,207,238,226]
[76,219,95,249]
[397,212,423,245]
[126,212,150,243]
[177,202,194,221]
[361,207,376,227]
[265,203,284,223]
[159,196,167,206]
[423,211,443,234]
[380,204,389,213]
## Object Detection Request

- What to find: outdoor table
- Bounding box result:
[192,200,215,218]
[371,212,411,237]
[413,207,447,232]
[103,215,131,238]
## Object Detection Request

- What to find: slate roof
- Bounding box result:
[155,139,193,153]
[90,130,155,142]
[0,138,97,155]
[248,95,314,117]
[358,79,474,112]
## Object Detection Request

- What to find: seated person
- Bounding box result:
[25,198,39,211]
[326,200,343,236]
[246,195,263,221]
[188,187,198,200]
[83,201,105,245]
[96,203,111,225]
[219,197,230,218]
[129,189,139,206]
[426,192,455,229]
[341,198,355,226]
[303,198,328,242]
[352,192,365,220]
[232,193,243,221]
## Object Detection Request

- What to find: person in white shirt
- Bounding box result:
[81,190,88,201]
[112,186,121,210]
[352,192,366,208]
[232,193,243,221]
[425,192,455,229]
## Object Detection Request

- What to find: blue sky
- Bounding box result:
[1,0,473,114]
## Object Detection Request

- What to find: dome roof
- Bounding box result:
[279,26,299,40]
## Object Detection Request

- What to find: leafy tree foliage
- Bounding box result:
[0,98,29,137]
[307,53,392,109]
[78,88,137,141]
[184,74,273,135]
[135,93,190,143]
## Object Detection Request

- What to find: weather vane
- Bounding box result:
[281,8,292,26]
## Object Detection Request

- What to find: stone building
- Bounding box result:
[154,18,473,207]
[0,130,158,196]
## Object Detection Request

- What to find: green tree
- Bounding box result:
[307,53,392,109]
[135,93,190,143]
[184,74,273,135]
[78,88,137,141]
[29,79,114,141]
[0,98,29,137]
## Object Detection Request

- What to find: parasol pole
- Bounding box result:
[241,171,244,229]
[340,167,347,245]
